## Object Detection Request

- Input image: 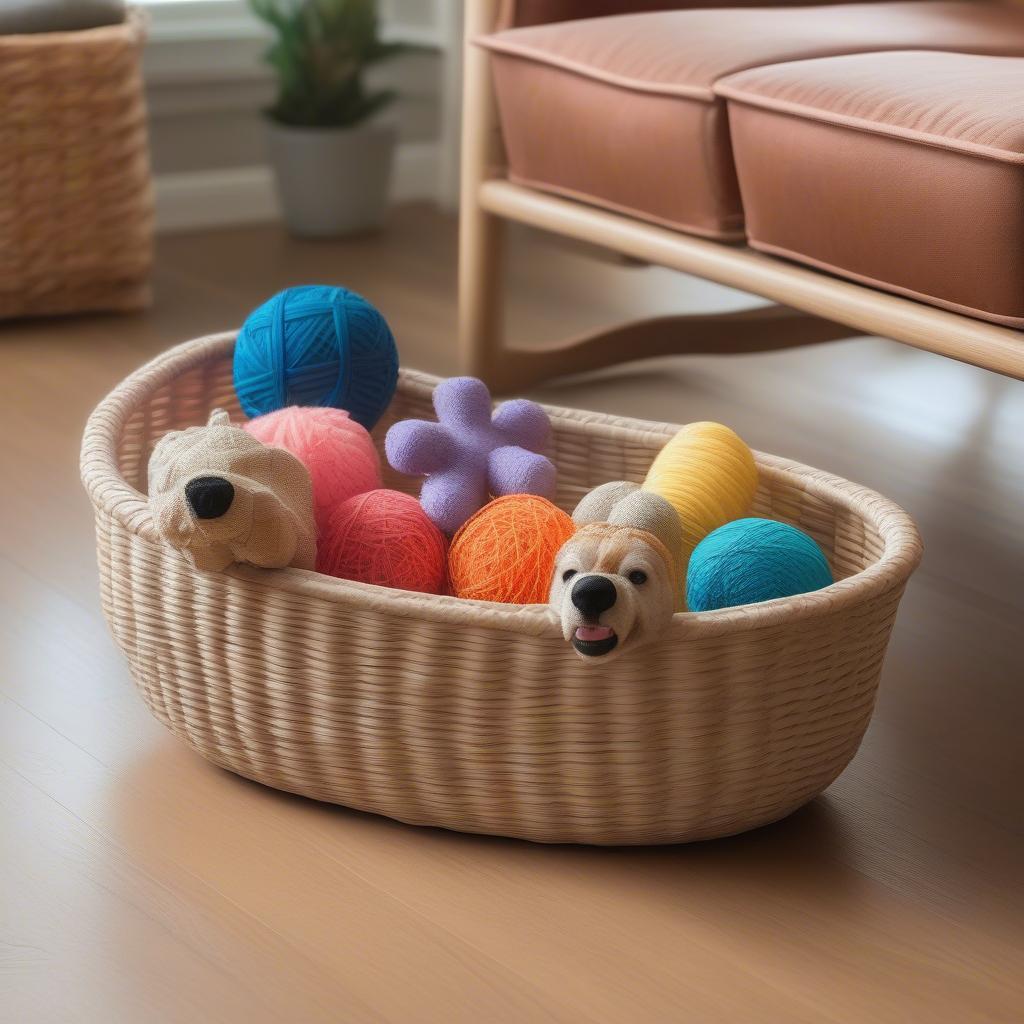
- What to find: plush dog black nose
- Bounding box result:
[185,476,234,519]
[571,575,617,619]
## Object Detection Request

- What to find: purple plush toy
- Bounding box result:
[385,377,556,534]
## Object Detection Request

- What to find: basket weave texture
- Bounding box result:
[81,334,922,844]
[0,11,153,319]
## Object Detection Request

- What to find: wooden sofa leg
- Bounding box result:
[458,0,507,384]
[456,0,862,394]
[458,201,506,383]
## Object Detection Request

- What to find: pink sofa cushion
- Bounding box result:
[480,2,1024,238]
[720,50,1024,325]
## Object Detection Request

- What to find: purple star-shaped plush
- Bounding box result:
[385,377,556,534]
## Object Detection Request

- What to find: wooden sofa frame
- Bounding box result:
[458,0,1024,392]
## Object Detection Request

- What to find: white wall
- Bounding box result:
[142,0,458,231]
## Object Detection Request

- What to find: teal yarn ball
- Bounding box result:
[233,285,399,430]
[686,518,834,612]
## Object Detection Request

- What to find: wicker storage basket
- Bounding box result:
[81,333,922,844]
[0,11,153,319]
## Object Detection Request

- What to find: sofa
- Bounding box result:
[459,0,1024,390]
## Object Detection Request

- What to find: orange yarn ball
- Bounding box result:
[318,489,448,594]
[449,494,576,604]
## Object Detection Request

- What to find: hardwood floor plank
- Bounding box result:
[0,757,379,1024]
[0,696,585,1024]
[1,206,1021,1022]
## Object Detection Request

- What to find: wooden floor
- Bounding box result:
[2,205,1022,1024]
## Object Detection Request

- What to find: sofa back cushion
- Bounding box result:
[500,0,900,29]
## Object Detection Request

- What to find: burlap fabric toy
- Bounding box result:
[148,409,316,572]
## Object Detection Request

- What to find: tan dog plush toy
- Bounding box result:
[549,481,684,662]
[550,421,757,661]
[148,409,316,572]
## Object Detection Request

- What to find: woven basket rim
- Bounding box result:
[0,7,146,48]
[80,331,923,640]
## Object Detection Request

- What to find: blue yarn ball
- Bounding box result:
[686,518,834,612]
[233,285,399,430]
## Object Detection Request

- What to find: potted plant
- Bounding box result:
[250,0,407,237]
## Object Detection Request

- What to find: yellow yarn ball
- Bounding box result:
[642,422,758,558]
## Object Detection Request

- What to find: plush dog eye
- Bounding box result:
[562,569,577,583]
[627,569,648,586]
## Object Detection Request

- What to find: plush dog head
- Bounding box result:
[148,409,316,572]
[549,481,683,662]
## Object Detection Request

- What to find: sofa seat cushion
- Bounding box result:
[479,2,1024,239]
[718,50,1024,326]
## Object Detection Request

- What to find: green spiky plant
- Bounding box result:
[250,0,408,128]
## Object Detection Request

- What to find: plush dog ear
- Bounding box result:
[248,445,314,508]
[236,488,307,569]
[229,444,315,559]
[188,540,236,573]
[572,480,640,526]
[608,490,684,593]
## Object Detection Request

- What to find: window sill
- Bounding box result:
[140,0,261,43]
[138,0,447,47]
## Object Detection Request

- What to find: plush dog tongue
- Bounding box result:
[575,625,614,642]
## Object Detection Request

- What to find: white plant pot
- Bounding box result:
[266,119,397,238]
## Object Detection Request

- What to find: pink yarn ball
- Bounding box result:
[318,489,448,594]
[244,406,381,533]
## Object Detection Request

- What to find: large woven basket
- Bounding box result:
[81,333,922,844]
[0,11,153,319]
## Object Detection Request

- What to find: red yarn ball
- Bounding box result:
[244,406,381,534]
[318,489,448,594]
[449,494,576,604]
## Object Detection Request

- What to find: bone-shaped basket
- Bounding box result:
[81,332,922,844]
